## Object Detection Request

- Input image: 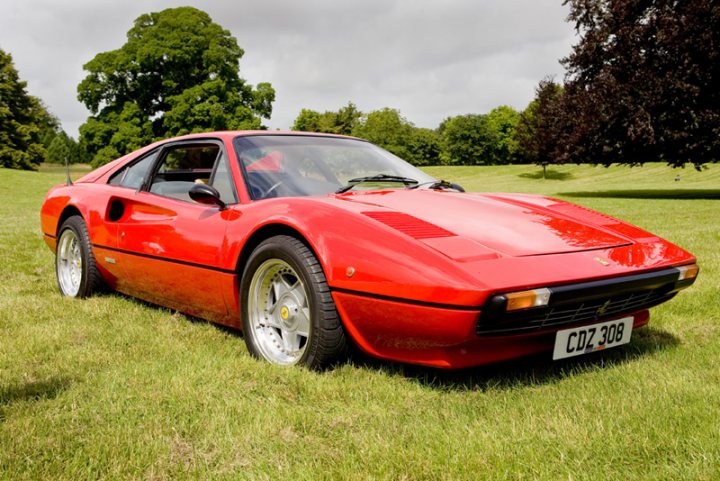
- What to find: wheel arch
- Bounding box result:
[56,205,84,237]
[235,223,325,279]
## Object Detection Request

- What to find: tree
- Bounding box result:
[406,128,443,166]
[46,131,72,164]
[333,102,362,135]
[79,102,154,166]
[515,79,565,167]
[0,48,53,170]
[291,102,362,135]
[438,114,498,165]
[486,105,521,164]
[559,0,720,169]
[77,6,275,167]
[352,108,414,159]
[292,108,323,132]
[46,131,86,164]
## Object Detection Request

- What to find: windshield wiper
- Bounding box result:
[408,180,466,192]
[335,174,419,194]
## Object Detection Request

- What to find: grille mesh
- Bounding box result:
[477,289,675,335]
[363,211,456,239]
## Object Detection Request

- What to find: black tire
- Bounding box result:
[55,215,104,298]
[240,235,347,369]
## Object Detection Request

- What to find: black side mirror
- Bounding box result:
[189,183,226,210]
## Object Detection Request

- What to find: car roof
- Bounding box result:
[74,131,365,184]
[167,130,362,142]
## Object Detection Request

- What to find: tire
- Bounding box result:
[240,235,347,369]
[55,215,104,298]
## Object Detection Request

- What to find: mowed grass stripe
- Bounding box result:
[0,163,718,480]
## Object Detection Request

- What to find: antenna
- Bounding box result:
[65,156,73,186]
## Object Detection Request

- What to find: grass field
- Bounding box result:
[1,162,718,480]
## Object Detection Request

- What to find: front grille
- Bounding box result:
[476,290,675,335]
[477,267,691,336]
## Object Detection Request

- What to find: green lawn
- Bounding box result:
[1,163,718,480]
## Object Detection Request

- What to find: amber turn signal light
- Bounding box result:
[677,264,699,281]
[505,288,552,312]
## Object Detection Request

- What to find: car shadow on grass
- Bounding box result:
[562,189,720,200]
[349,326,679,391]
[114,294,681,387]
[0,376,73,423]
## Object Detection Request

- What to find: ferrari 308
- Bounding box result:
[40,132,699,369]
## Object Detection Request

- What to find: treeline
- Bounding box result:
[290,102,536,166]
[2,1,718,171]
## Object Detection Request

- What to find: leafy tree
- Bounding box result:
[559,0,720,169]
[515,79,565,166]
[77,6,275,166]
[0,48,53,170]
[37,106,61,149]
[46,131,86,164]
[406,128,443,166]
[333,102,362,135]
[486,105,521,164]
[352,108,414,159]
[292,102,362,135]
[439,114,498,165]
[46,131,72,164]
[79,101,154,167]
[292,109,323,132]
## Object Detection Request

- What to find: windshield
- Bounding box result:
[234,135,435,200]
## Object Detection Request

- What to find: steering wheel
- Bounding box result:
[259,180,283,199]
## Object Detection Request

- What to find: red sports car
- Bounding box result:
[41,131,699,369]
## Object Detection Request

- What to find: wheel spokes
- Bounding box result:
[248,259,312,365]
[57,229,82,297]
[282,331,303,354]
[295,308,310,337]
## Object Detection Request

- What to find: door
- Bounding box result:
[109,140,239,320]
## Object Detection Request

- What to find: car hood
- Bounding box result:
[335,190,633,257]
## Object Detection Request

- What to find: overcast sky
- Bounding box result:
[1,0,576,138]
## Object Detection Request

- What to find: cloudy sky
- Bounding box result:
[1,0,576,138]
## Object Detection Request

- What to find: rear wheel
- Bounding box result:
[55,216,104,298]
[240,235,347,369]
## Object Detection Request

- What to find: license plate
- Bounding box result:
[553,317,633,360]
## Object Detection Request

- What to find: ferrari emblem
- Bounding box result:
[280,306,290,320]
[596,300,611,318]
[594,257,610,266]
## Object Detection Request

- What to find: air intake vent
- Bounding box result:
[362,211,456,239]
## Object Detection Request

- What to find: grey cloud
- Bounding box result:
[1,0,575,137]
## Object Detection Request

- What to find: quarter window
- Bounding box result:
[108,150,159,189]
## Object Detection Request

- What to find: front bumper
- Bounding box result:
[331,264,697,368]
[332,289,651,369]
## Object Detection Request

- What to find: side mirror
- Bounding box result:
[449,182,465,192]
[189,183,226,210]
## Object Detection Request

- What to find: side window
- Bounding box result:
[210,150,238,204]
[147,143,237,204]
[108,151,159,189]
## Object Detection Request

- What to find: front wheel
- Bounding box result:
[55,215,104,298]
[240,235,347,369]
